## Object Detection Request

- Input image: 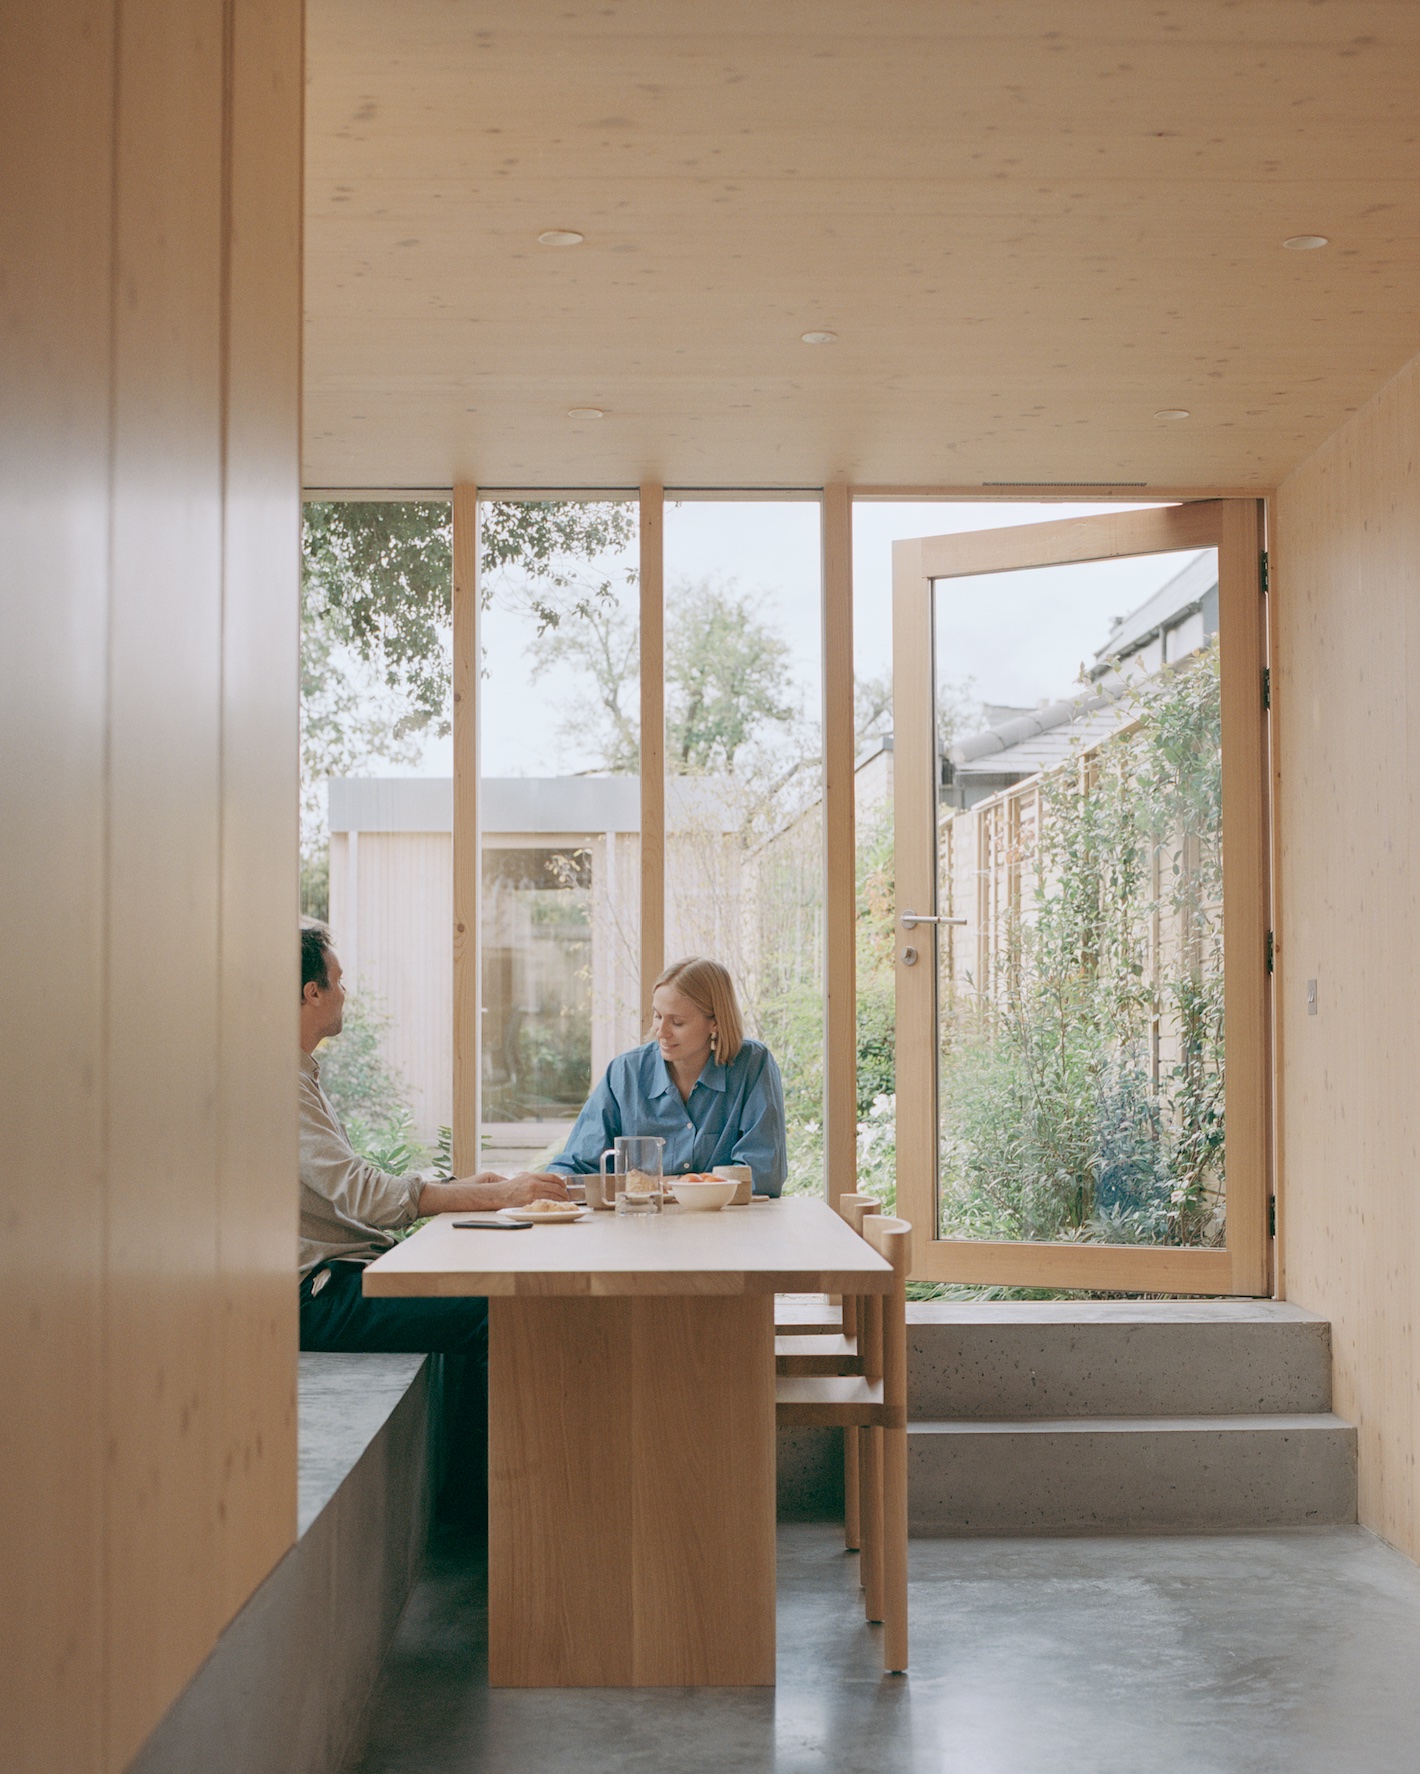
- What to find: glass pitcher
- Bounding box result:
[597,1135,665,1214]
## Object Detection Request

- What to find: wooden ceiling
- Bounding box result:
[304,1,1420,492]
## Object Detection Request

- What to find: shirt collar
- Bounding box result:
[648,1047,680,1100]
[648,1046,728,1097]
[300,1049,320,1081]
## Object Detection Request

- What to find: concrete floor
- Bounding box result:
[347,1523,1420,1774]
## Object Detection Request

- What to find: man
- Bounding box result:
[299,920,568,1353]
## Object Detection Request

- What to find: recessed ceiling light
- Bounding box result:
[1282,234,1329,251]
[801,330,838,345]
[566,406,605,420]
[538,229,585,247]
[1154,409,1191,421]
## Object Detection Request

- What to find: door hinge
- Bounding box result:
[1262,666,1271,711]
[1260,550,1269,594]
[1266,929,1275,974]
[1269,1194,1277,1238]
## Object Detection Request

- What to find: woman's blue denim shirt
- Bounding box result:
[546,1038,787,1195]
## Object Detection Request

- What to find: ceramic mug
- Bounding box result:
[712,1163,754,1206]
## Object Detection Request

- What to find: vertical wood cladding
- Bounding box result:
[1275,351,1420,1559]
[0,2,302,1768]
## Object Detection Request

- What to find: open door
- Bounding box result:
[892,502,1269,1294]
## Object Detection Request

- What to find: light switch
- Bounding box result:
[1306,978,1318,1016]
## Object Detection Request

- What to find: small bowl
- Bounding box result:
[670,1178,737,1213]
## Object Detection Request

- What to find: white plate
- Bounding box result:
[496,1204,588,1224]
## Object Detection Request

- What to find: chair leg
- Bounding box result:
[844,1426,860,1552]
[860,1425,884,1623]
[881,1421,908,1672]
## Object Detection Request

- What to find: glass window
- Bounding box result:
[479,498,639,1172]
[301,499,454,1169]
[662,497,823,1190]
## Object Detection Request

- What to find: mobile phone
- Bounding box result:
[453,1216,531,1230]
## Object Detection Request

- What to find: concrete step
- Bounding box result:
[908,1301,1333,1419]
[909,1412,1357,1535]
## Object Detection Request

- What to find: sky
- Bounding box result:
[395,498,1198,779]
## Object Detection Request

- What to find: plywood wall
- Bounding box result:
[0,2,303,1769]
[1274,349,1420,1559]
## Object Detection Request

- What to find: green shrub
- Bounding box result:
[317,996,431,1174]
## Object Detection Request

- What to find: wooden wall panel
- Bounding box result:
[0,3,303,1769]
[1275,349,1420,1560]
[0,4,114,1770]
[216,0,303,1624]
[104,1,229,1754]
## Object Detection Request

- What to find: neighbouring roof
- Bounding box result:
[949,686,1134,788]
[1090,550,1218,678]
[948,549,1217,793]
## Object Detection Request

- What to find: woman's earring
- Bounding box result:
[710,1029,718,1054]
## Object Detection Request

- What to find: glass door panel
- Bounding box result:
[934,548,1221,1249]
[893,503,1268,1294]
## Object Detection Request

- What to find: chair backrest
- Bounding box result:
[862,1215,911,1411]
[835,1194,879,1344]
[862,1213,911,1273]
[837,1191,878,1237]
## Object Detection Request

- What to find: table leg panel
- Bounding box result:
[630,1294,776,1685]
[488,1293,775,1687]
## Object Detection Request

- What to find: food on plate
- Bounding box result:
[518,1197,580,1217]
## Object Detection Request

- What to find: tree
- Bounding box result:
[302,499,637,741]
[666,585,793,772]
[301,598,420,845]
[300,498,640,891]
[853,666,982,756]
[526,596,640,773]
[529,579,798,776]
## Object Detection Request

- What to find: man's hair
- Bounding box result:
[301,921,333,994]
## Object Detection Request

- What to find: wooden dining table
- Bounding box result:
[362,1195,893,1687]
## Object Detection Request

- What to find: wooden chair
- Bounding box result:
[776,1213,911,1674]
[776,1193,877,1550]
[773,1191,877,1338]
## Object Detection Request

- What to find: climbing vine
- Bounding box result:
[939,641,1225,1247]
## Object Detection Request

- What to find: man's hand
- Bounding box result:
[414,1171,571,1216]
[500,1171,573,1208]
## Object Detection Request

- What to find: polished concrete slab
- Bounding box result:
[346,1523,1420,1774]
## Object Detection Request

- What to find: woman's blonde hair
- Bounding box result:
[651,956,745,1066]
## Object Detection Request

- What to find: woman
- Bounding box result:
[548,956,787,1196]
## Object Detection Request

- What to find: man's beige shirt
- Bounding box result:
[299,1049,424,1276]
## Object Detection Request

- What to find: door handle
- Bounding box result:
[900,911,969,929]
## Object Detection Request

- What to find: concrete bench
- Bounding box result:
[129,1354,440,1774]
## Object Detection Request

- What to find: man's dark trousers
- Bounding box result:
[299,1258,487,1355]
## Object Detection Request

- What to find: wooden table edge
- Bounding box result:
[362,1267,892,1298]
